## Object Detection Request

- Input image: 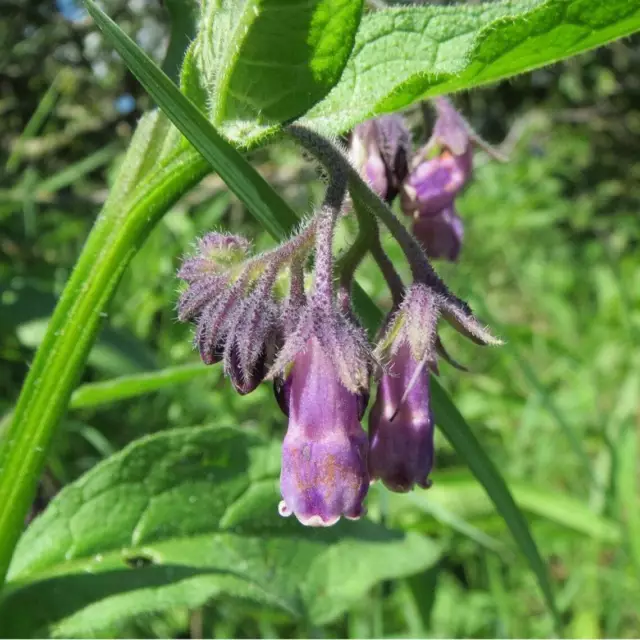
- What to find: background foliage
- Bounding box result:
[1,0,639,637]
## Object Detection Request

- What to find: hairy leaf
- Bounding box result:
[196,0,363,140]
[304,0,640,135]
[1,427,440,637]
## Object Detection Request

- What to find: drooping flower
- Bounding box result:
[368,343,434,492]
[400,98,475,261]
[400,149,471,218]
[369,285,439,492]
[369,281,503,493]
[277,331,369,526]
[351,114,412,203]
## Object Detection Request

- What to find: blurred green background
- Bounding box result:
[1,1,639,638]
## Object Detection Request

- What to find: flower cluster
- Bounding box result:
[177,108,502,528]
[353,98,501,262]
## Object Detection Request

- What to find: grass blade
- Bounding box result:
[68,363,213,410]
[405,492,506,554]
[0,363,214,437]
[430,381,562,632]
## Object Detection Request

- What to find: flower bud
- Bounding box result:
[430,97,472,157]
[412,204,464,262]
[369,344,434,492]
[376,283,440,366]
[278,336,369,526]
[177,232,250,284]
[226,342,268,395]
[352,115,411,203]
[177,274,229,323]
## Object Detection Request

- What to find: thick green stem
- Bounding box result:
[0,148,208,584]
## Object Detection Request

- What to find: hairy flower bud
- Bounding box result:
[376,284,440,365]
[369,343,434,492]
[177,232,250,284]
[412,204,464,262]
[278,336,369,526]
[352,115,411,203]
[223,293,282,395]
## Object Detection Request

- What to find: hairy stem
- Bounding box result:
[337,220,372,293]
[287,124,472,316]
[284,258,307,332]
[346,199,405,307]
[371,239,405,307]
[312,168,347,309]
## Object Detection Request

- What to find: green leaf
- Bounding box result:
[66,363,215,411]
[395,470,621,545]
[161,0,199,84]
[83,0,298,236]
[430,383,562,632]
[304,0,640,135]
[196,0,363,141]
[1,426,440,637]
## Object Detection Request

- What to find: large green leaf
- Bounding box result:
[196,0,363,140]
[0,426,440,637]
[304,0,640,135]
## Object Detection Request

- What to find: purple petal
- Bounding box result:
[412,205,464,262]
[369,344,434,493]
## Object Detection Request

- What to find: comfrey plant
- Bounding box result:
[177,115,501,526]
[0,0,634,631]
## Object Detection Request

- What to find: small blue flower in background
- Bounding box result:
[56,0,87,23]
[115,94,136,115]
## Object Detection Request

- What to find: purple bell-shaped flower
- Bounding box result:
[369,343,434,492]
[412,203,464,262]
[278,335,369,526]
[401,98,474,262]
